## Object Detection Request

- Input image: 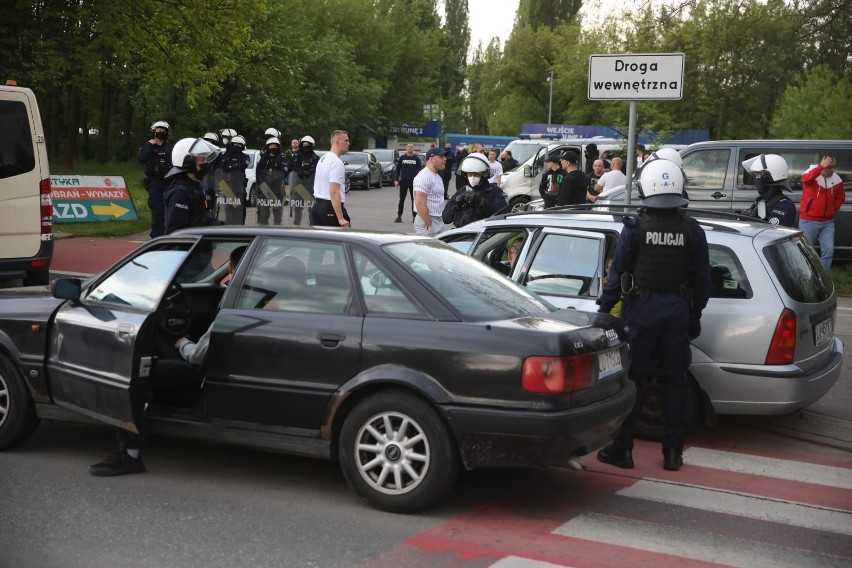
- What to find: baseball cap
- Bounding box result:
[425,147,447,160]
[546,156,560,164]
[560,151,579,165]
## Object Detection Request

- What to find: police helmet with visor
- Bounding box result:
[637,158,688,208]
[168,138,221,175]
[741,153,790,190]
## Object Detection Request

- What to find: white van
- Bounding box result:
[0,81,52,285]
[501,138,624,211]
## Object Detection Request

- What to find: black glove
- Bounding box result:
[688,311,702,340]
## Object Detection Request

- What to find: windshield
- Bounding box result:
[345,153,368,165]
[369,150,394,162]
[503,141,546,167]
[384,240,552,321]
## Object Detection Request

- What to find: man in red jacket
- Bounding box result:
[800,155,844,270]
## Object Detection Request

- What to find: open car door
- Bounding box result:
[47,242,193,432]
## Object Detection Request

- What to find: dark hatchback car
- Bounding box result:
[343,151,382,190]
[0,228,634,512]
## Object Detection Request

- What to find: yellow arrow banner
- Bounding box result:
[91,202,130,218]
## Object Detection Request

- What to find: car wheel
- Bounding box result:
[0,354,39,450]
[509,196,530,212]
[338,390,459,513]
[635,373,702,442]
[23,269,49,287]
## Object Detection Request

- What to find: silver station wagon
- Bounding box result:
[440,207,844,439]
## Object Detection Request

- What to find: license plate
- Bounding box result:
[814,317,833,345]
[598,349,623,379]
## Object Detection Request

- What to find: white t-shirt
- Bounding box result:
[488,160,503,184]
[413,168,446,216]
[313,152,346,202]
[597,169,627,192]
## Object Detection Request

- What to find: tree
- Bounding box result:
[770,65,852,139]
[517,0,583,31]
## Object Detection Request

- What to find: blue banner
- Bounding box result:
[388,120,442,138]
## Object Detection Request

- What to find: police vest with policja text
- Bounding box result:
[632,211,693,293]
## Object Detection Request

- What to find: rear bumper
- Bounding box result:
[697,337,844,415]
[442,382,636,470]
[0,237,53,281]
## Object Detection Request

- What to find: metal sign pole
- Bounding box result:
[625,100,637,205]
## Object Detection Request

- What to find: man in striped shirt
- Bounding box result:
[413,147,448,236]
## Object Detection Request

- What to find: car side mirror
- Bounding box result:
[524,165,533,177]
[52,278,82,303]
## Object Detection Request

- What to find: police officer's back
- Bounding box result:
[740,153,797,227]
[163,138,221,234]
[596,158,710,472]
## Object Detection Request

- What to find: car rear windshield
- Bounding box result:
[763,237,833,303]
[385,240,552,321]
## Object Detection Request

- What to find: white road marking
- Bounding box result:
[554,513,843,568]
[618,479,852,535]
[683,447,852,490]
[490,558,571,568]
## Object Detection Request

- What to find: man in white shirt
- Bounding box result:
[591,156,626,201]
[310,130,351,227]
[487,149,503,187]
[413,147,448,237]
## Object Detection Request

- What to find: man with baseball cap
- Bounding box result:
[557,151,587,206]
[539,155,564,209]
[413,147,448,236]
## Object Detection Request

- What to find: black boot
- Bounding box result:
[597,443,634,469]
[663,448,683,471]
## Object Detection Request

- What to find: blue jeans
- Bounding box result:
[799,219,834,270]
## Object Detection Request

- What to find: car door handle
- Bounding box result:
[116,323,134,341]
[712,192,726,199]
[317,332,344,348]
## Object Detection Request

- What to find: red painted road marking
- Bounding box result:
[52,238,145,274]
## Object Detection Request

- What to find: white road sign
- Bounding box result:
[588,53,685,100]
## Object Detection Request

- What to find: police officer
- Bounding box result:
[217,134,249,225]
[255,137,287,225]
[740,153,797,227]
[596,159,710,472]
[290,135,320,226]
[137,120,173,238]
[442,152,508,228]
[163,138,222,234]
[219,128,237,146]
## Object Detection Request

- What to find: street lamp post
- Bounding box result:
[547,71,554,125]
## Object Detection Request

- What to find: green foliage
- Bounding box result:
[517,0,583,30]
[770,65,852,139]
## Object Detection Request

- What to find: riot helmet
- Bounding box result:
[230,135,246,150]
[167,138,221,177]
[637,158,688,208]
[220,128,237,145]
[648,147,682,168]
[150,120,170,141]
[266,137,281,154]
[741,154,790,190]
[202,132,219,145]
[264,127,281,138]
[459,152,490,188]
[300,135,315,147]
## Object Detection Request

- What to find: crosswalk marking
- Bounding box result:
[683,447,852,490]
[618,478,852,535]
[553,513,843,568]
[490,558,570,568]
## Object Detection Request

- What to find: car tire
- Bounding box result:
[23,269,49,287]
[635,373,702,442]
[509,196,530,212]
[0,354,39,450]
[338,390,459,513]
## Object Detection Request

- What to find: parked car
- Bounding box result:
[243,148,261,206]
[0,227,635,512]
[440,207,844,440]
[595,140,852,261]
[364,148,399,185]
[343,151,382,190]
[0,80,52,286]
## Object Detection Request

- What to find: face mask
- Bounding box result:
[754,176,767,195]
[269,147,280,155]
[197,163,212,178]
[154,131,167,141]
[467,175,481,187]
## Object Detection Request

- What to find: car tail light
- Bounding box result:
[40,178,53,235]
[522,355,594,394]
[766,308,796,365]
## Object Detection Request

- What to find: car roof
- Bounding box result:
[169,225,434,246]
[455,206,796,241]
